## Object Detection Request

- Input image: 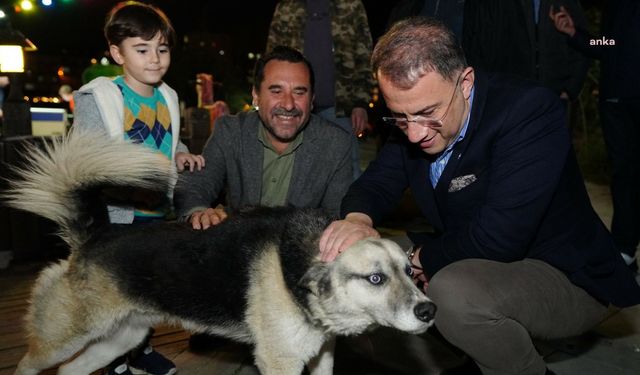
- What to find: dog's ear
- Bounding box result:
[299,262,332,297]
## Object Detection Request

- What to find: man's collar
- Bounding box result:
[258,123,304,155]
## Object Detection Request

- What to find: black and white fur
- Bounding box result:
[5,129,436,375]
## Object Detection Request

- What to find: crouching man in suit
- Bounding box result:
[319,17,640,375]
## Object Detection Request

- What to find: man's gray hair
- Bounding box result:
[372,17,467,89]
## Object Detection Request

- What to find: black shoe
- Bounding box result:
[128,346,176,375]
[188,333,232,353]
[104,363,133,375]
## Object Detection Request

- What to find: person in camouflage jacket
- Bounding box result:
[267,0,375,178]
[267,0,374,119]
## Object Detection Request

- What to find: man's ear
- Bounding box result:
[299,262,332,296]
[461,67,475,100]
[251,86,258,107]
[109,44,124,65]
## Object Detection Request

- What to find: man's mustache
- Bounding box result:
[272,107,302,117]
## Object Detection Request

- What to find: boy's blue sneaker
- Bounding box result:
[105,363,133,375]
[129,346,177,375]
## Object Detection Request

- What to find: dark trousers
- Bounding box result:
[600,99,640,257]
[428,259,610,375]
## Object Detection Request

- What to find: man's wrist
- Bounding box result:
[344,212,373,227]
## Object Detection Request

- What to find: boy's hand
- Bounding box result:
[189,205,228,230]
[175,152,205,172]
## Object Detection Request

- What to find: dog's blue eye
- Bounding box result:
[368,273,384,285]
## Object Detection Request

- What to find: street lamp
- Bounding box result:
[0,18,37,137]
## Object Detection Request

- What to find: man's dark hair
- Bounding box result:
[372,17,466,89]
[104,1,176,48]
[253,46,315,92]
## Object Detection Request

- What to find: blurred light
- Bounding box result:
[368,102,374,108]
[90,58,97,64]
[41,0,53,6]
[57,66,64,77]
[248,52,255,60]
[100,57,109,65]
[21,1,34,11]
[0,45,24,73]
[219,50,225,56]
[31,96,61,104]
[0,10,6,18]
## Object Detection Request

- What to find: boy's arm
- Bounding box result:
[176,140,189,154]
[73,92,107,131]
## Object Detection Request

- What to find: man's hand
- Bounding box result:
[319,213,380,262]
[175,152,206,172]
[351,107,369,138]
[189,205,228,230]
[549,5,576,37]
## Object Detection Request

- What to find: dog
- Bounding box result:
[4,129,436,375]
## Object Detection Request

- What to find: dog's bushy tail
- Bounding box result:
[2,128,175,250]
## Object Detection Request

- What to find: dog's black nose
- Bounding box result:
[414,301,437,322]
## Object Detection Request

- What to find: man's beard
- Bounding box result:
[263,107,307,142]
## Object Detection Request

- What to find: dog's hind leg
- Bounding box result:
[57,323,149,375]
[307,336,336,375]
[15,262,93,375]
[14,340,82,372]
[254,349,305,375]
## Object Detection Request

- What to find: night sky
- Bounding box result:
[9,0,398,59]
[4,0,400,104]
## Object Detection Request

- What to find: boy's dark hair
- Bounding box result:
[104,1,176,48]
[253,46,315,92]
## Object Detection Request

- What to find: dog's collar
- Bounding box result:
[406,245,423,271]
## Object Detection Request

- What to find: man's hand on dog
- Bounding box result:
[319,213,380,262]
[189,204,228,229]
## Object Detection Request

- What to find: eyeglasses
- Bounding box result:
[382,74,462,130]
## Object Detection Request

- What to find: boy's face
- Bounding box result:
[110,32,170,96]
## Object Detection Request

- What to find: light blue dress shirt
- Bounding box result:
[429,86,475,187]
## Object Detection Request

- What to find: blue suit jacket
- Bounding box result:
[342,72,640,307]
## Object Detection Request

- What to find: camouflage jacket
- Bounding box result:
[267,0,375,117]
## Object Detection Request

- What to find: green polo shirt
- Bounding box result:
[258,125,304,206]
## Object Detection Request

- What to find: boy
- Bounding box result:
[73,2,202,374]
